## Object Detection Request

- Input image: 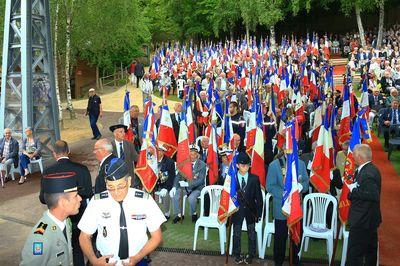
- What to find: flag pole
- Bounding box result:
[330,222,341,266]
[289,233,293,266]
[180,188,184,224]
[225,217,232,266]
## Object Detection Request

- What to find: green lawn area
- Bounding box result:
[152,91,180,102]
[158,202,344,263]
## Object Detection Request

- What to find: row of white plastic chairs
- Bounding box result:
[190,185,352,266]
[0,158,43,188]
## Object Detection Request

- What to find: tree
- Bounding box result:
[376,0,385,48]
[211,0,240,40]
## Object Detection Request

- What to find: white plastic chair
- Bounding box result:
[299,193,337,264]
[229,189,265,256]
[182,167,208,217]
[260,192,275,259]
[193,185,226,254]
[340,223,349,266]
[28,157,43,174]
[9,164,19,180]
[0,163,18,187]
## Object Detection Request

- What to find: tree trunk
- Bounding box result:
[355,5,366,47]
[65,0,76,119]
[53,2,63,125]
[230,28,234,42]
[376,0,385,48]
[270,25,276,50]
[96,66,99,89]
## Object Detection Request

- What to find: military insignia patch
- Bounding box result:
[134,191,144,198]
[34,222,47,235]
[52,225,57,231]
[101,212,111,219]
[95,191,109,200]
[33,242,43,255]
[131,214,146,220]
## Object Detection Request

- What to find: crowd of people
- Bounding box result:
[10,29,391,265]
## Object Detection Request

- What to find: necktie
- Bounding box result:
[62,227,68,242]
[374,96,378,105]
[118,201,129,259]
[241,176,246,190]
[119,142,125,160]
[353,169,359,181]
[396,110,398,125]
[177,113,181,123]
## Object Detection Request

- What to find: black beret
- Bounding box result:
[109,124,128,132]
[105,158,128,181]
[42,172,78,194]
[237,152,251,165]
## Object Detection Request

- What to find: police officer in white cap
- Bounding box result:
[78,158,166,266]
[20,172,82,265]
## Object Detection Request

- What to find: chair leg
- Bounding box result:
[229,226,233,255]
[341,236,348,266]
[182,196,186,217]
[298,235,305,260]
[39,162,43,173]
[257,229,262,258]
[219,227,225,255]
[204,227,208,240]
[327,237,333,264]
[261,231,267,259]
[193,224,199,251]
[267,233,272,247]
[304,236,309,252]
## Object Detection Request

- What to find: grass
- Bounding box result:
[152,91,180,102]
[158,201,344,263]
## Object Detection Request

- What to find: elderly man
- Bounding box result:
[368,88,385,126]
[198,136,209,162]
[380,99,400,150]
[93,139,117,193]
[85,88,103,140]
[155,144,176,220]
[140,73,153,109]
[79,158,165,265]
[170,145,206,223]
[110,124,139,188]
[385,87,400,107]
[20,172,82,265]
[171,103,183,143]
[0,128,19,182]
[346,144,381,265]
[120,105,144,153]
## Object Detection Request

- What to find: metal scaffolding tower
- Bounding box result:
[1,0,60,152]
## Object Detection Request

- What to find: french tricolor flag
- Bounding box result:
[310,108,334,193]
[338,84,352,145]
[157,104,178,158]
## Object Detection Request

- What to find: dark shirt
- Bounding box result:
[87,94,101,116]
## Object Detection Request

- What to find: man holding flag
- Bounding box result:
[267,123,309,266]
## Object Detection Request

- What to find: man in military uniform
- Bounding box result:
[20,172,82,265]
[78,158,166,265]
[155,144,175,220]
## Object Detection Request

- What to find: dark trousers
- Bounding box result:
[19,154,39,176]
[273,219,300,266]
[233,218,256,259]
[136,75,143,88]
[347,227,378,266]
[89,114,101,138]
[72,227,85,266]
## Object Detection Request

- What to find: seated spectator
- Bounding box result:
[380,70,395,95]
[380,99,400,150]
[0,128,19,181]
[368,88,385,126]
[19,127,42,184]
[385,87,400,107]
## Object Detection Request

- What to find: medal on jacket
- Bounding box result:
[103,226,107,238]
[281,167,286,177]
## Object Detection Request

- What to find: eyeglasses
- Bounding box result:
[106,181,128,192]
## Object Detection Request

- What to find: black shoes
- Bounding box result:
[234,256,244,264]
[172,215,183,224]
[192,214,198,222]
[96,135,102,140]
[235,255,253,265]
[244,255,253,265]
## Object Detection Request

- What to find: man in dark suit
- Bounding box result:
[379,99,400,150]
[347,144,381,265]
[0,128,19,181]
[109,124,139,188]
[368,88,385,126]
[171,103,183,143]
[93,138,117,193]
[155,144,176,219]
[39,140,93,266]
[134,61,145,88]
[198,136,209,163]
[232,152,263,264]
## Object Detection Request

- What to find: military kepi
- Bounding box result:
[237,152,251,165]
[109,124,128,132]
[106,158,128,181]
[42,172,78,194]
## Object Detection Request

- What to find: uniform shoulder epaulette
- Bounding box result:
[133,189,149,199]
[34,222,47,235]
[94,191,109,200]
